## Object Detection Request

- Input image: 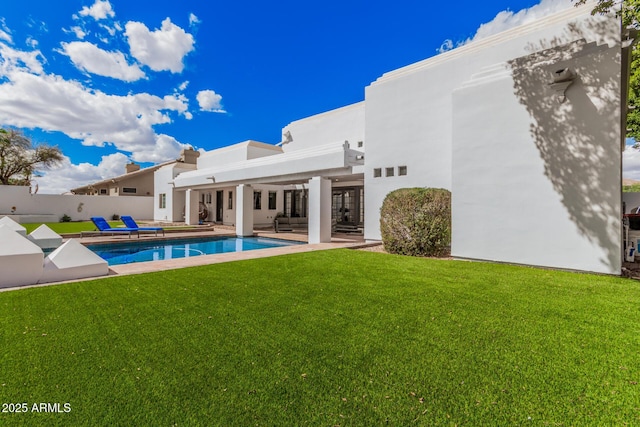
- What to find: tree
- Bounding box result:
[573,0,640,139]
[0,128,64,186]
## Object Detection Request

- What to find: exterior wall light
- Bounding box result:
[549,67,576,103]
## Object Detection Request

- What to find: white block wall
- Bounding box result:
[451,40,622,274]
[0,185,153,222]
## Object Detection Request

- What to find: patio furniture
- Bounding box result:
[274,216,307,232]
[120,215,165,237]
[81,217,139,238]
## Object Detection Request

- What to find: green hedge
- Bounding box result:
[380,187,451,257]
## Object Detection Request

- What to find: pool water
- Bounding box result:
[87,236,302,266]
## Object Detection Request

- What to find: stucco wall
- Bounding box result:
[451,37,622,274]
[282,102,365,153]
[197,141,282,170]
[154,163,196,222]
[363,6,619,245]
[0,185,153,222]
[362,6,621,273]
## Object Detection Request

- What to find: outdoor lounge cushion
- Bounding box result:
[120,215,165,236]
[88,216,138,237]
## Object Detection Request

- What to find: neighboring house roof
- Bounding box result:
[70,160,176,194]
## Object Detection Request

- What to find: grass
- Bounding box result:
[21,221,199,234]
[21,221,123,234]
[1,249,640,425]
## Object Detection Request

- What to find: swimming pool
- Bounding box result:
[87,236,302,266]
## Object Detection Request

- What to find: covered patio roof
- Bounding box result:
[172,141,364,189]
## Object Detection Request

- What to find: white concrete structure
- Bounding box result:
[154,5,628,274]
[27,224,63,250]
[0,216,27,236]
[0,225,44,288]
[40,239,109,284]
[0,185,153,222]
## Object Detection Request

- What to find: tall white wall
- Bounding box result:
[451,37,622,274]
[363,5,619,245]
[282,102,365,153]
[154,163,196,222]
[0,185,153,222]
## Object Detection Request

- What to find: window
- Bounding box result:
[158,193,166,209]
[268,191,277,210]
[284,190,307,218]
[205,193,212,204]
[398,166,408,176]
[373,168,382,178]
[122,187,137,193]
[357,141,364,148]
[228,191,233,209]
[99,188,107,195]
[253,191,262,210]
[385,167,394,177]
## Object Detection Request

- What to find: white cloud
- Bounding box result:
[178,80,189,91]
[473,0,573,41]
[0,29,11,43]
[0,11,197,193]
[125,18,195,73]
[196,89,225,113]
[437,39,454,54]
[59,41,145,81]
[0,43,45,75]
[439,0,573,53]
[131,134,187,163]
[78,0,115,21]
[99,23,118,37]
[0,44,191,160]
[39,153,130,194]
[65,26,87,39]
[189,13,201,26]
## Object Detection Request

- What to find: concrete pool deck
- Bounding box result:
[1,226,378,292]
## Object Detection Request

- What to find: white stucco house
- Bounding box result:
[155,4,631,275]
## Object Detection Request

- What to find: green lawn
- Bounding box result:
[21,221,196,234]
[21,221,122,234]
[1,250,639,425]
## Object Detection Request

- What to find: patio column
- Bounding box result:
[308,176,332,244]
[236,184,254,237]
[185,189,199,225]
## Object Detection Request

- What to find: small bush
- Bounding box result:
[60,214,71,222]
[112,214,120,220]
[380,187,451,257]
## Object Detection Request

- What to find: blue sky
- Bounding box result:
[0,0,604,193]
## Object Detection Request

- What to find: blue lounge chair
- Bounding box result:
[81,216,139,238]
[120,215,165,237]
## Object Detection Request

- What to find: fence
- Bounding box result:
[0,186,154,223]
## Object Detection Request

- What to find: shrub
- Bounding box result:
[380,188,451,257]
[60,214,71,222]
[112,214,120,220]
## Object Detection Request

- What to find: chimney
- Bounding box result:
[126,162,141,174]
[180,148,200,164]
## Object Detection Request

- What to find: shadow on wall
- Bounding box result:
[509,20,621,272]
